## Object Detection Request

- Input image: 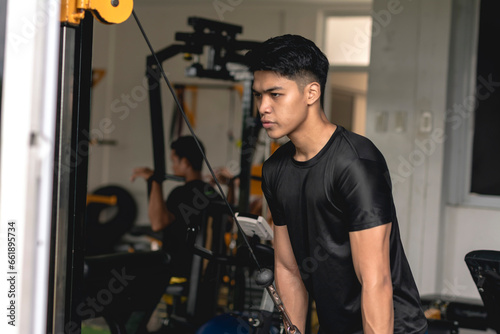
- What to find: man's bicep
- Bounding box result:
[349,223,392,284]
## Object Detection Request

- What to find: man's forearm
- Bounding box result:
[361,282,394,334]
[148,181,170,231]
[275,268,308,333]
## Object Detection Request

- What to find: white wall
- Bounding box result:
[367,0,500,303]
[442,206,500,299]
[367,0,453,295]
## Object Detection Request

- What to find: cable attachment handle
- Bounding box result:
[255,268,301,334]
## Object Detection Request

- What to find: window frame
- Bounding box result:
[444,0,500,209]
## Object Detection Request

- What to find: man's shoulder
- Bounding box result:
[336,127,386,163]
[263,140,293,168]
[189,179,220,196]
[169,180,217,197]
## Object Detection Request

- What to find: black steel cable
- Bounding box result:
[131,10,262,272]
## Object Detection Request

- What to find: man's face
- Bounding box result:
[170,150,187,176]
[252,71,309,140]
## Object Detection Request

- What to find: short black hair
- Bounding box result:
[170,136,205,171]
[244,34,330,106]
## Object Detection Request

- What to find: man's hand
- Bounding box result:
[131,166,173,231]
[209,167,235,186]
[131,167,154,182]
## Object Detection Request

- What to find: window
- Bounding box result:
[470,0,500,196]
[324,16,372,67]
[445,0,500,208]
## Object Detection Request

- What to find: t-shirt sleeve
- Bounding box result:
[165,186,184,218]
[262,163,286,226]
[337,158,394,231]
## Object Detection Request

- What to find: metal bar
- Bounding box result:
[238,79,261,213]
[64,13,94,331]
[147,63,167,176]
[46,24,77,334]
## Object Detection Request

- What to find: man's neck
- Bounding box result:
[289,112,337,162]
[183,170,202,183]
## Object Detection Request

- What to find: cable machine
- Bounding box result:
[48,4,267,333]
[145,16,262,213]
[49,1,134,332]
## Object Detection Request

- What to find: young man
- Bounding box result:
[245,35,428,333]
[131,135,221,277]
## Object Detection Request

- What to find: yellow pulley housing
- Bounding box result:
[61,0,134,26]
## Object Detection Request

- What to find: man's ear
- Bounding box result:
[180,157,191,169]
[306,82,321,106]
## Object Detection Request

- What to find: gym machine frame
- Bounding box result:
[49,1,133,332]
[145,16,262,214]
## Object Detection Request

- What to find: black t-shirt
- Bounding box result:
[164,179,221,277]
[262,126,428,334]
